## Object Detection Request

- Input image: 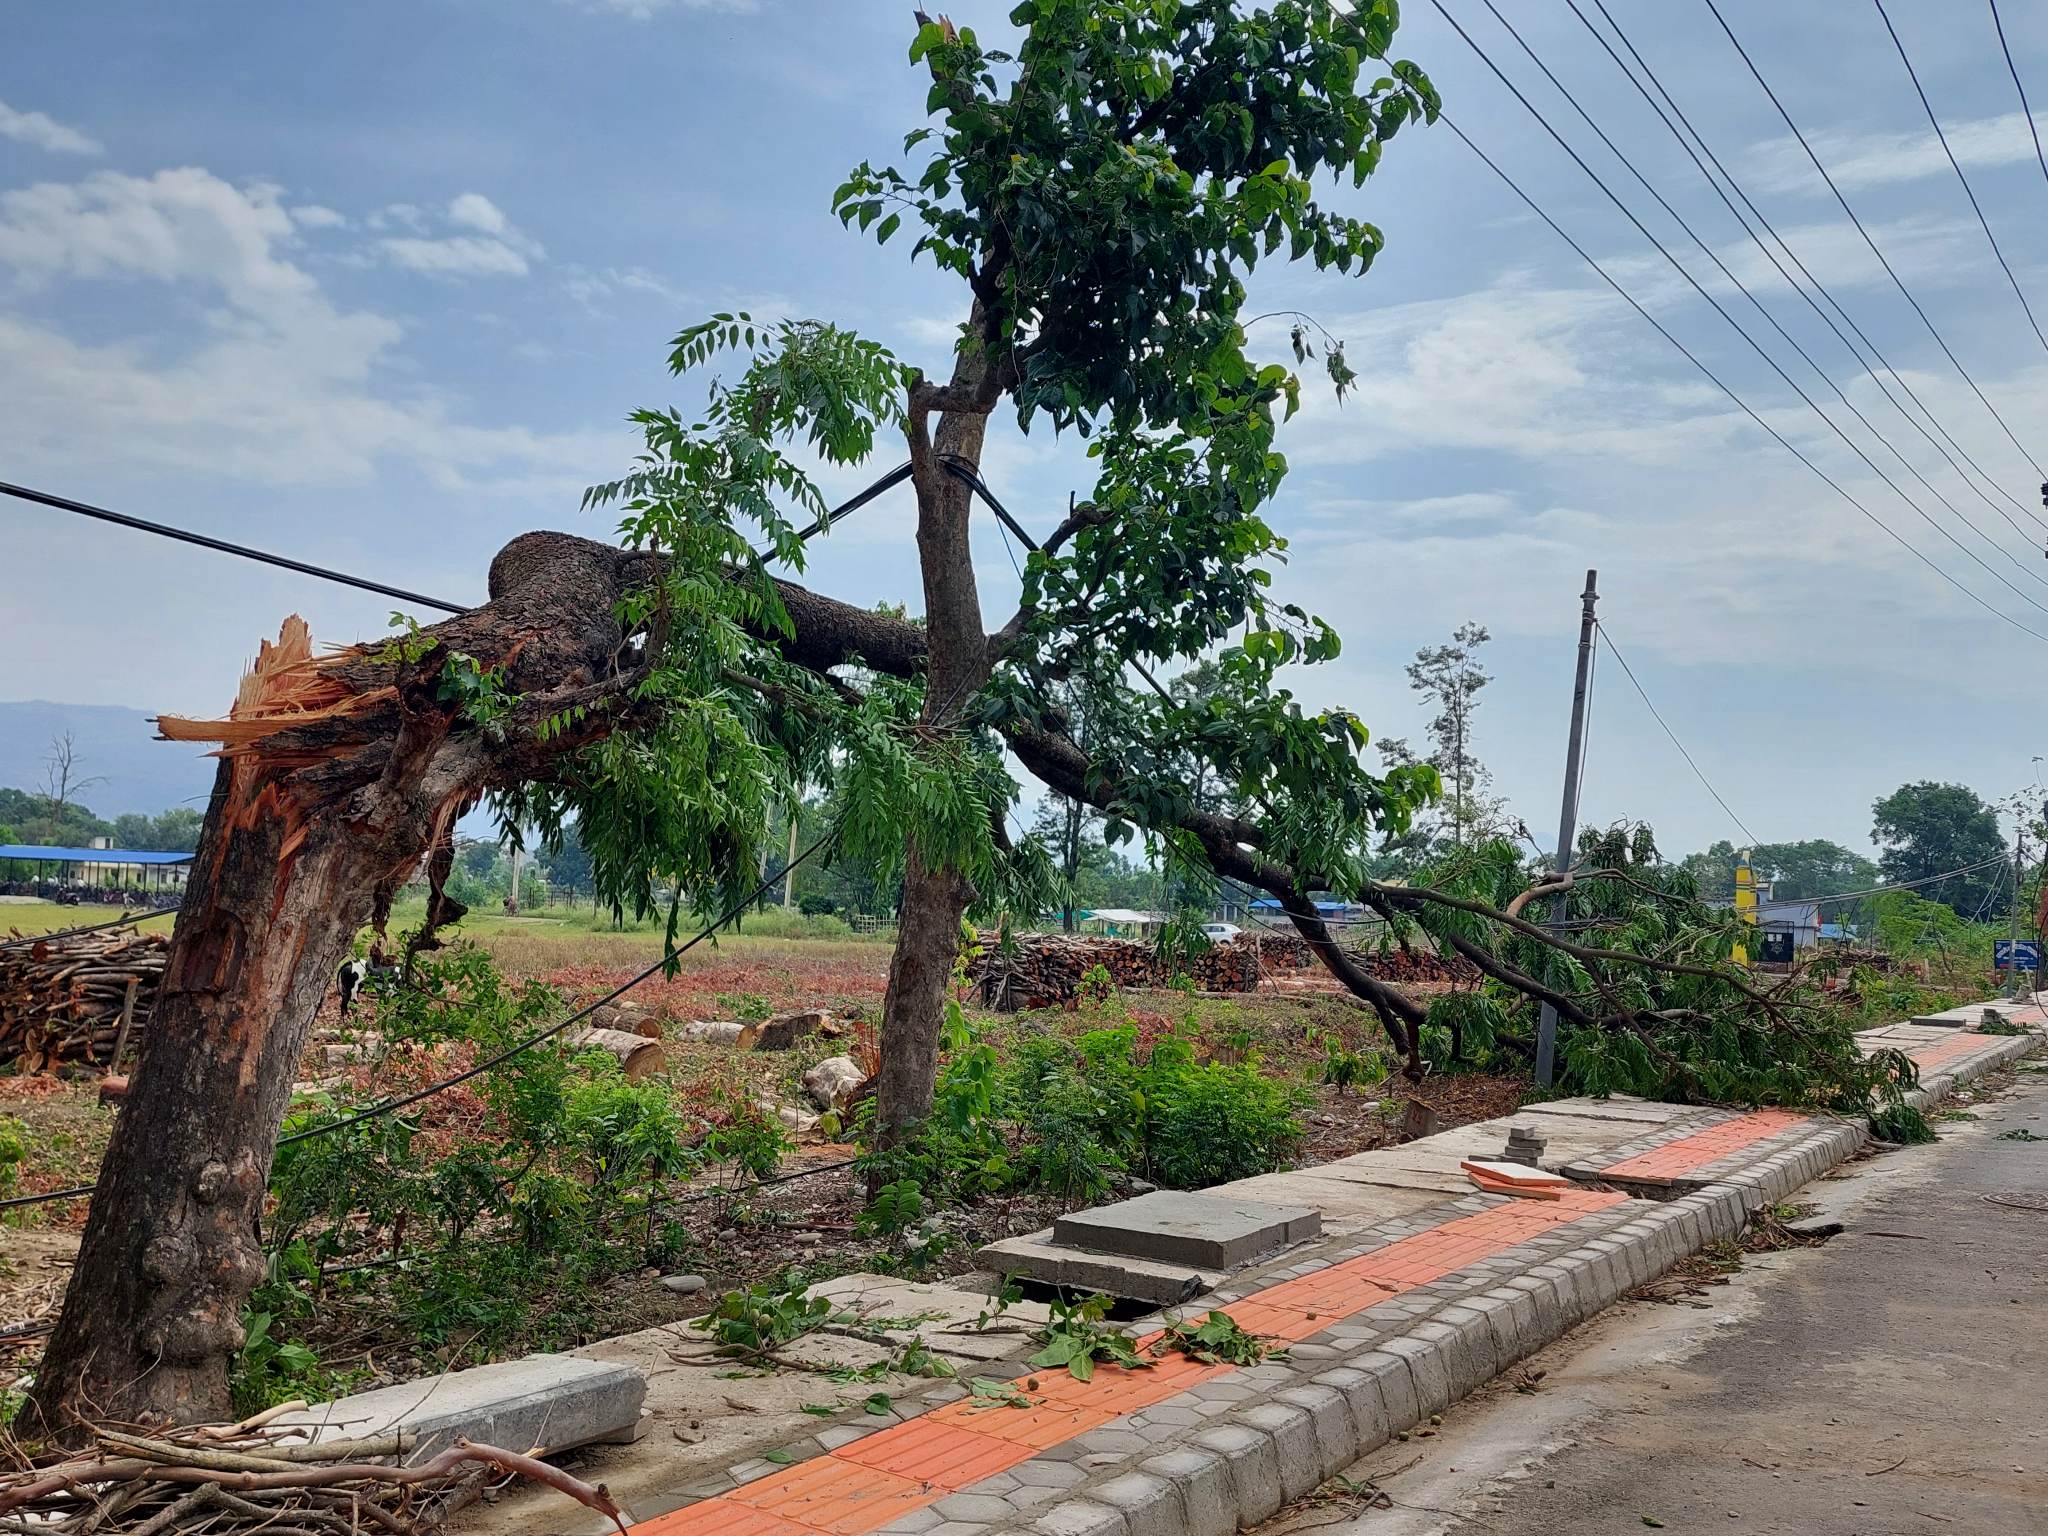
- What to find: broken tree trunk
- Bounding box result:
[27,533,654,1441]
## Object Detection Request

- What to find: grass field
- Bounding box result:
[0,901,179,939]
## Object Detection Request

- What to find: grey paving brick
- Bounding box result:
[1272,1383,1355,1477]
[1012,1461,1090,1490]
[1089,1472,1183,1536]
[1379,1335,1450,1417]
[1140,1448,1237,1536]
[1189,1423,1284,1526]
[873,1509,946,1535]
[1348,1348,1420,1430]
[1312,1365,1392,1449]
[936,1494,1021,1524]
[1028,1498,1129,1536]
[1236,1401,1322,1499]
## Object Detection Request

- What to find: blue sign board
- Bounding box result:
[1994,939,2041,972]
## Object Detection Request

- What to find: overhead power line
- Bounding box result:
[1874,0,2048,356]
[0,478,470,615]
[1424,99,2048,646]
[1596,625,1761,848]
[1988,0,2048,202]
[1575,0,2048,543]
[1478,0,2048,598]
[1701,0,2048,483]
[1428,1,2048,642]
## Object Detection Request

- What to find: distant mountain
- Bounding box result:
[0,701,219,821]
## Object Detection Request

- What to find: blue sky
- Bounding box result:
[8,0,2048,859]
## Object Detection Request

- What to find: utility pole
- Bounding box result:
[783,803,799,910]
[2012,817,2026,1000]
[505,838,524,916]
[1535,569,1598,1089]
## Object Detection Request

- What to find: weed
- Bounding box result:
[691,1274,832,1362]
[857,1179,928,1238]
[1998,1128,2046,1142]
[1976,1017,2030,1036]
[1028,1293,1150,1382]
[1150,1310,1281,1366]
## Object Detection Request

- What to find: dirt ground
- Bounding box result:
[0,921,1523,1404]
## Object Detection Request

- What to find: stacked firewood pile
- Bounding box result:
[0,929,165,1071]
[970,932,1470,1009]
[0,1414,627,1534]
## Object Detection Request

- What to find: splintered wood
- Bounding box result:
[0,929,165,1072]
[155,614,387,760]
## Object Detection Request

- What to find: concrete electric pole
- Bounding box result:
[1535,569,1599,1089]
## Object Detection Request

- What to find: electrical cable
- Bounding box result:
[1875,0,2048,356]
[1432,0,2048,626]
[1701,0,2048,482]
[0,821,841,1213]
[0,478,469,615]
[1578,0,2048,540]
[1989,0,2048,203]
[1596,625,1762,848]
[1420,71,2048,645]
[1481,0,2048,595]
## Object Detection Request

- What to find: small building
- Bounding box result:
[1755,898,1822,951]
[0,844,196,894]
[1075,908,1170,940]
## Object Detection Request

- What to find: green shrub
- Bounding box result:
[1140,1041,1305,1188]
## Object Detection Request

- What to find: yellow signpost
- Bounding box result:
[1733,857,1756,965]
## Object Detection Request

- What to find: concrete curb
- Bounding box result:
[982,1035,2043,1536]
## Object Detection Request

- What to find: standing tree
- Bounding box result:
[1380,621,1504,848]
[39,731,106,826]
[1871,781,2006,917]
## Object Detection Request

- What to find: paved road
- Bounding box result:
[1266,1068,2048,1536]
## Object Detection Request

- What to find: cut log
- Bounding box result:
[756,1008,830,1051]
[568,1027,666,1080]
[677,1020,761,1049]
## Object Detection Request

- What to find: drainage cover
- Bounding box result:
[1982,1190,2048,1214]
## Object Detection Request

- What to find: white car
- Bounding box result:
[1201,922,1243,943]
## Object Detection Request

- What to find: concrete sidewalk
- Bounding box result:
[607,1015,2041,1536]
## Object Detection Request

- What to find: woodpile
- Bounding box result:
[968,931,1471,1010]
[0,929,166,1072]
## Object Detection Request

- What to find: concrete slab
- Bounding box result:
[979,1231,1228,1305]
[276,1352,645,1457]
[1515,1095,1704,1126]
[1215,1170,1456,1225]
[808,1274,1051,1364]
[1053,1191,1321,1269]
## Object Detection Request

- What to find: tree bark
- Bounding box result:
[871,330,998,1147]
[27,533,651,1440]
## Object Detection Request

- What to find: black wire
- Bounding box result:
[1576,0,2048,541]
[787,461,916,544]
[1990,0,2048,201]
[1875,0,2048,355]
[1479,0,2048,597]
[1700,0,2047,482]
[0,823,841,1212]
[0,479,469,615]
[1597,625,1762,848]
[1426,5,2048,642]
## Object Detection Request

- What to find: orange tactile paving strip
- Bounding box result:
[1597,1108,1810,1182]
[1909,1031,2002,1073]
[633,1188,1627,1536]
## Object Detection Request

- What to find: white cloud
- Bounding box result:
[289,204,346,229]
[0,99,102,156]
[569,0,757,17]
[371,192,542,279]
[379,234,533,276]
[1746,109,2048,196]
[447,191,509,236]
[0,163,618,492]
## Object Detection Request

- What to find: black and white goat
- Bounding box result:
[336,956,401,1018]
